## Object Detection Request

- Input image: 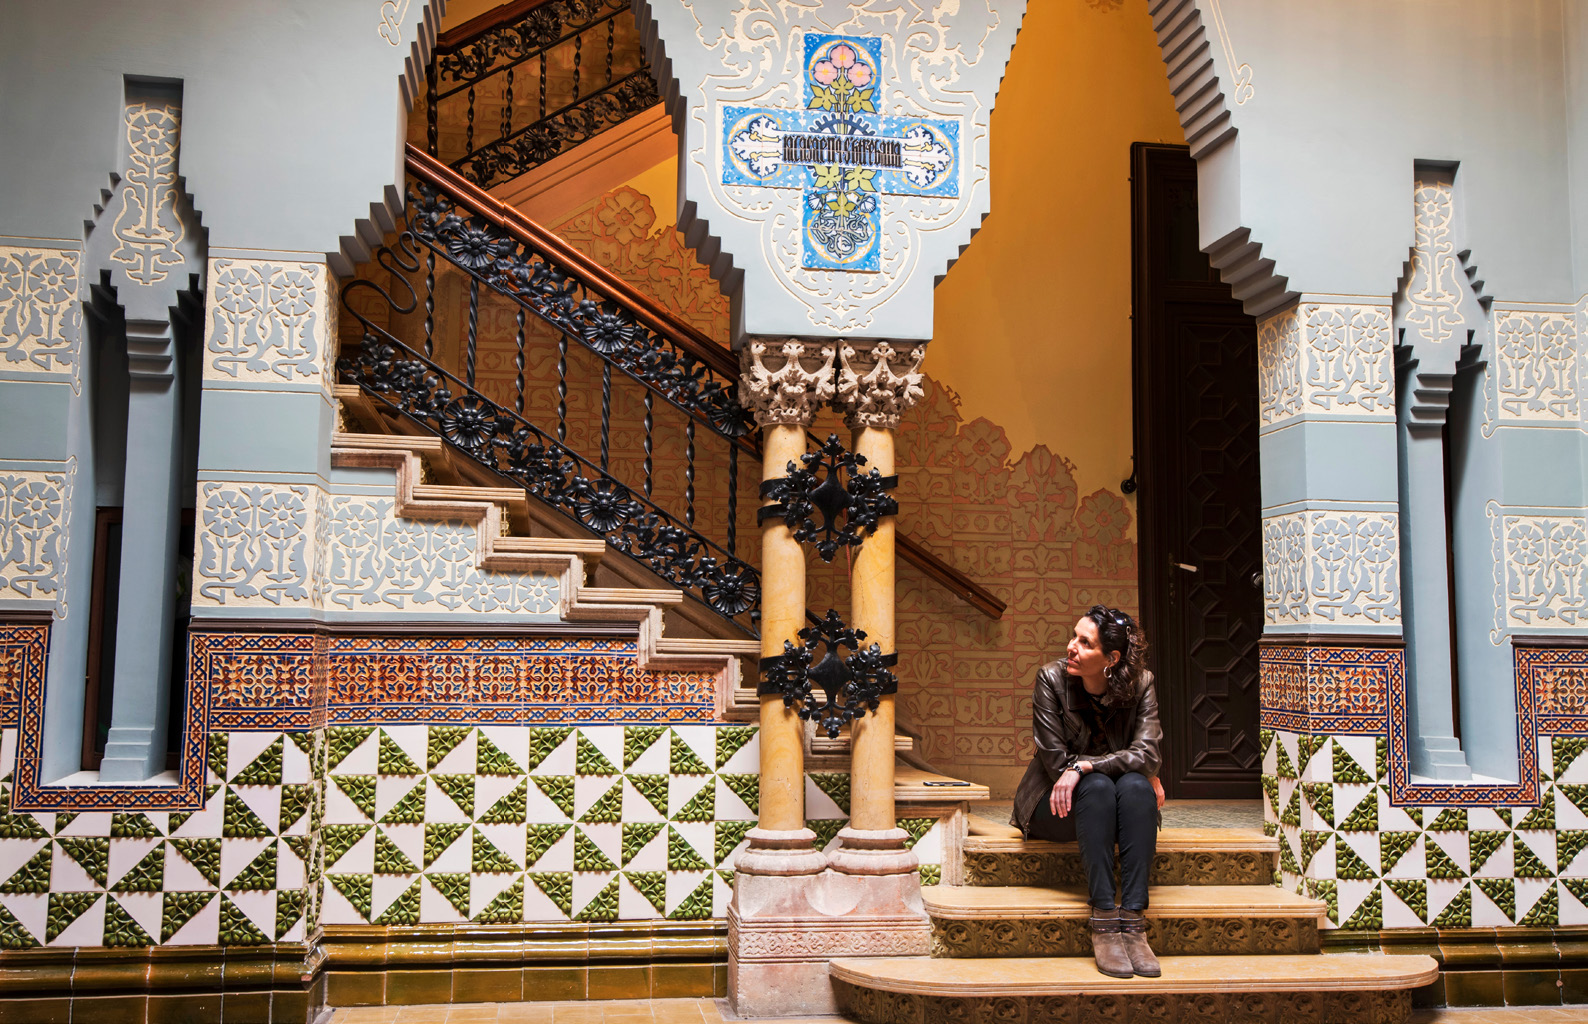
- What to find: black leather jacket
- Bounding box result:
[1010,661,1163,836]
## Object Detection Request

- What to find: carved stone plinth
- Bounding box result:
[729,864,932,1018]
[827,826,918,875]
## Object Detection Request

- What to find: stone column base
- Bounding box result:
[728,865,930,1017]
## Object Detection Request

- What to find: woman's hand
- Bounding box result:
[1151,775,1166,810]
[1050,768,1081,818]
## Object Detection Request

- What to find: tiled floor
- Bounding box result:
[329,999,1588,1023]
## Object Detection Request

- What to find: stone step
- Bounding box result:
[923,884,1324,957]
[830,953,1439,1024]
[964,827,1276,887]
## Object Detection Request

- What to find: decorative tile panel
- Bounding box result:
[0,466,72,607]
[193,483,316,609]
[204,258,330,385]
[1259,644,1398,735]
[1493,309,1578,424]
[192,632,717,731]
[0,246,80,380]
[1523,646,1588,735]
[0,624,43,727]
[323,495,558,616]
[1262,510,1400,628]
[109,103,187,287]
[1496,511,1588,630]
[1256,303,1394,429]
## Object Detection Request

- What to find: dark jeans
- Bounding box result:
[1028,770,1157,911]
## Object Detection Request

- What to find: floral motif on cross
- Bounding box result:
[720,34,959,272]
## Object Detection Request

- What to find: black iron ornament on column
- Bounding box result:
[760,610,899,739]
[758,433,898,562]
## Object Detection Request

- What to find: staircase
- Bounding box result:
[830,820,1438,1023]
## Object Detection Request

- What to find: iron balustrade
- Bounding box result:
[428,0,659,190]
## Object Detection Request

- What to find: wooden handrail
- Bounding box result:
[435,0,561,53]
[400,144,1006,620]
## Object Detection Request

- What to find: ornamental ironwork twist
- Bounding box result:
[338,245,760,628]
[760,609,898,739]
[406,179,753,440]
[759,433,898,562]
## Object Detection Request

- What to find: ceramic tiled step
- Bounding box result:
[924,883,1324,957]
[964,826,1276,886]
[830,953,1440,1024]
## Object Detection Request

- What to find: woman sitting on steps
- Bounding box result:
[1010,605,1166,979]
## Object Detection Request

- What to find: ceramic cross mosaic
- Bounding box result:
[720,34,960,272]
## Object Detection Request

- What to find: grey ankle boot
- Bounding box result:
[1118,908,1161,977]
[1089,908,1133,979]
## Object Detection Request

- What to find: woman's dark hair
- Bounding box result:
[1082,605,1148,708]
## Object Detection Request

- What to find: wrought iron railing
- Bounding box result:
[428,0,659,190]
[340,146,1005,631]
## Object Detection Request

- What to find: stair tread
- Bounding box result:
[923,884,1324,918]
[830,953,1440,996]
[494,536,607,554]
[332,432,445,452]
[966,827,1275,852]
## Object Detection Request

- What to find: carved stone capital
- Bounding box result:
[836,340,926,430]
[738,338,837,427]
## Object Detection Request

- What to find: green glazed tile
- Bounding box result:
[574,829,617,872]
[423,823,469,868]
[1552,736,1588,778]
[622,822,665,866]
[669,730,711,776]
[576,732,619,776]
[629,774,668,817]
[530,872,573,916]
[0,846,51,894]
[279,784,312,832]
[171,838,223,887]
[579,780,624,824]
[0,808,50,840]
[109,813,162,838]
[1561,784,1588,817]
[232,736,284,786]
[1557,830,1588,873]
[219,893,271,945]
[715,726,757,770]
[808,772,850,814]
[377,730,423,776]
[1469,831,1508,873]
[0,901,39,948]
[101,896,154,947]
[1431,884,1472,927]
[807,819,845,850]
[373,832,419,875]
[222,789,273,839]
[1300,830,1330,871]
[431,774,476,818]
[472,828,519,873]
[1476,877,1516,919]
[45,891,101,942]
[624,725,664,770]
[320,824,372,871]
[533,776,575,819]
[667,827,710,871]
[1385,879,1427,920]
[328,873,374,921]
[714,821,753,866]
[207,733,229,781]
[1426,808,1468,832]
[1307,878,1338,924]
[575,875,619,922]
[476,731,522,775]
[380,780,427,825]
[57,837,109,887]
[110,844,165,893]
[526,823,571,868]
[1339,885,1382,930]
[428,725,472,771]
[327,727,375,772]
[1379,831,1418,874]
[673,782,714,823]
[719,773,759,816]
[625,870,665,913]
[1274,740,1297,781]
[921,864,942,886]
[526,727,573,774]
[1279,787,1301,827]
[479,780,528,825]
[275,888,304,939]
[427,872,471,916]
[477,878,523,924]
[1516,794,1555,831]
[1426,842,1467,879]
[226,841,278,891]
[1301,782,1332,827]
[1514,840,1554,879]
[1333,743,1372,784]
[1518,885,1558,926]
[1336,789,1378,832]
[668,875,712,921]
[1334,839,1377,880]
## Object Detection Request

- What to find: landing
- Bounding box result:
[970,798,1264,832]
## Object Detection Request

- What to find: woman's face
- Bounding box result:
[1065,617,1118,678]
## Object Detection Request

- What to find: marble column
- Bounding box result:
[729,339,833,1017]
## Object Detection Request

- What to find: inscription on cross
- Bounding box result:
[720,34,960,273]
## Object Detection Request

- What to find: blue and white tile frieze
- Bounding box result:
[204,257,330,386]
[1494,508,1588,631]
[1258,303,1394,429]
[0,246,80,387]
[195,483,316,609]
[1263,509,1401,629]
[0,465,72,607]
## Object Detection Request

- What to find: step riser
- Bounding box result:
[964,849,1273,887]
[932,916,1319,958]
[833,981,1412,1024]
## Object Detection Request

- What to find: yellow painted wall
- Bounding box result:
[930,0,1185,520]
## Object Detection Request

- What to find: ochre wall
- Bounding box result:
[452,0,1185,796]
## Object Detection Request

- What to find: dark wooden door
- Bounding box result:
[1131,143,1263,799]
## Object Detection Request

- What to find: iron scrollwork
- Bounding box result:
[758,433,898,562]
[760,610,898,738]
[405,179,753,440]
[338,253,760,628]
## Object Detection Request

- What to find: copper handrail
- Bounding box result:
[400,145,1007,621]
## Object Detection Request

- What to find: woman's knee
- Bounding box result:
[1073,771,1116,807]
[1115,772,1153,804]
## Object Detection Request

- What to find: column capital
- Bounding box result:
[836,340,926,431]
[738,337,837,428]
